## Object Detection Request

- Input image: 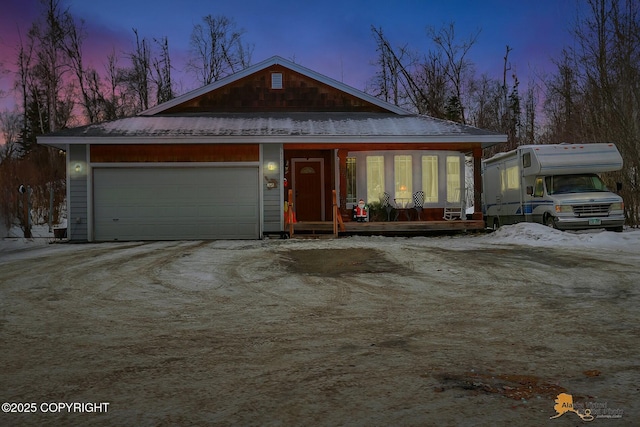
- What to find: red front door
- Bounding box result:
[293,159,324,221]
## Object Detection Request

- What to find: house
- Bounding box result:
[38,56,507,241]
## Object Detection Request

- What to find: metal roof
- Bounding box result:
[37,56,507,149]
[39,113,507,148]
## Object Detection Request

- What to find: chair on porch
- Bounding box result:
[381,192,394,221]
[443,188,464,220]
[412,191,425,221]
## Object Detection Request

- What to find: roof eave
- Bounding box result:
[39,134,507,149]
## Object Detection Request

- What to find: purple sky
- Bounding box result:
[0,0,585,114]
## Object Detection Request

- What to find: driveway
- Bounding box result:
[1,232,638,426]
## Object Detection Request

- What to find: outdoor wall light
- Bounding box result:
[267,162,277,171]
[73,162,85,174]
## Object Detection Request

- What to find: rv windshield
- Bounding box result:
[545,174,609,195]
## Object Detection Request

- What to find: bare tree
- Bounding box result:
[468,73,501,130]
[522,81,538,145]
[14,34,36,151]
[2,0,71,235]
[369,26,431,114]
[28,0,73,133]
[427,23,480,124]
[62,12,101,123]
[576,0,640,226]
[541,50,583,143]
[369,26,402,106]
[186,15,253,85]
[121,29,151,112]
[151,36,174,104]
[0,111,22,160]
[0,57,9,101]
[369,23,484,123]
[101,49,136,120]
[11,0,81,153]
[415,50,449,118]
[541,0,640,226]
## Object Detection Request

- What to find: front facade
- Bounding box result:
[39,56,506,241]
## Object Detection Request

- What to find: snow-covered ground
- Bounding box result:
[2,222,639,256]
[2,223,638,425]
[483,222,640,250]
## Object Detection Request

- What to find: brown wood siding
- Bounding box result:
[163,65,388,113]
[90,144,259,163]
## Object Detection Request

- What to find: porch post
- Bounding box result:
[473,147,483,220]
[337,149,348,217]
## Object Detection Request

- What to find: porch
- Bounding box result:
[283,143,487,230]
[278,189,485,238]
[288,219,485,238]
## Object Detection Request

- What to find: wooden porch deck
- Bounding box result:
[287,219,485,238]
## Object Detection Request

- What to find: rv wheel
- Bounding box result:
[545,215,557,229]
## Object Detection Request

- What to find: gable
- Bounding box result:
[163,64,388,114]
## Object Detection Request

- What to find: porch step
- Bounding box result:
[290,233,336,240]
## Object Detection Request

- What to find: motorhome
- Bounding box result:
[483,143,625,231]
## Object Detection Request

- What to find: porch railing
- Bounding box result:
[332,190,345,237]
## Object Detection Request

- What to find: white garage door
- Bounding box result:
[93,167,259,240]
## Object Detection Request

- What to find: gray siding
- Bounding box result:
[262,144,283,233]
[68,145,88,241]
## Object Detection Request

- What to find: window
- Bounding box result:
[500,158,520,192]
[346,157,357,204]
[421,155,438,203]
[366,156,385,203]
[271,73,283,89]
[394,155,412,199]
[522,152,531,168]
[300,166,316,174]
[446,156,461,202]
[546,173,608,195]
[503,166,520,190]
[533,177,544,197]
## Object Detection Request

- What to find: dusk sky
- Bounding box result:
[0,0,587,114]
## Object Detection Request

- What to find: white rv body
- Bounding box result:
[482,143,625,231]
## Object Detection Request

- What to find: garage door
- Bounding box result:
[93,167,259,240]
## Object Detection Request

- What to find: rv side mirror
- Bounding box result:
[526,186,533,196]
[616,182,622,192]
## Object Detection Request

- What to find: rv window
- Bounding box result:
[501,165,520,191]
[545,174,609,194]
[533,177,544,197]
[522,153,531,168]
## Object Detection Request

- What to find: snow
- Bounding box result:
[46,113,483,139]
[2,220,637,426]
[0,224,68,256]
[2,223,638,260]
[481,222,639,249]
